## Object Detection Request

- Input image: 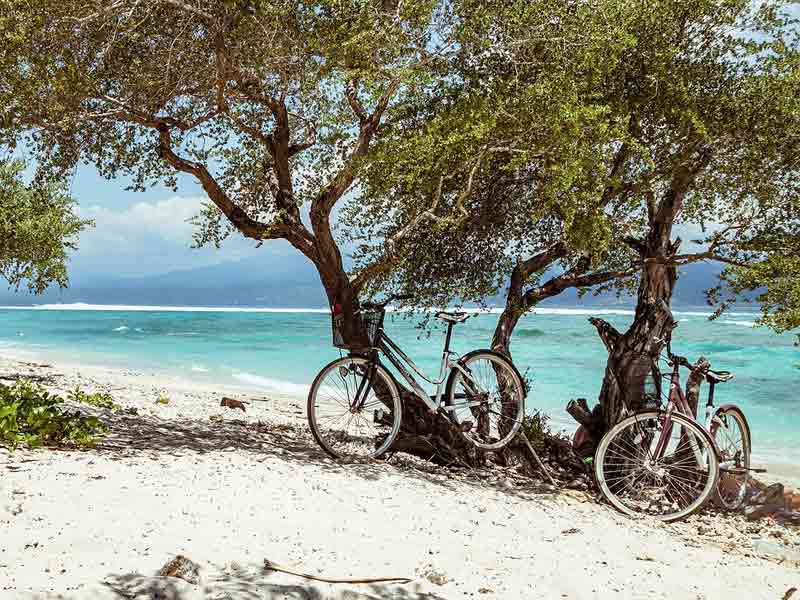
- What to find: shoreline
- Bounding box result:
[1,354,799,598]
[2,343,799,489]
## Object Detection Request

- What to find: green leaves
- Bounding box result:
[0,160,91,294]
[0,380,108,450]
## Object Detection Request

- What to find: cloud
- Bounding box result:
[70,196,271,278]
[80,196,200,243]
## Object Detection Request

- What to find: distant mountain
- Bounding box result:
[0,255,728,309]
[0,253,328,308]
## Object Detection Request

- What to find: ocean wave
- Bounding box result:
[232,372,309,396]
[0,302,761,319]
[113,326,129,332]
[719,320,756,327]
[190,365,209,373]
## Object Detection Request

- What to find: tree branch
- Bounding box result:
[645,252,750,268]
[350,175,446,291]
[315,79,400,218]
[520,242,568,275]
[155,123,279,242]
[588,317,622,353]
[523,262,637,306]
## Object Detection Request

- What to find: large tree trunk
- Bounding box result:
[580,156,710,445]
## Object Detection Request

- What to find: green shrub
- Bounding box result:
[0,379,107,449]
[155,393,170,405]
[67,386,120,411]
[519,410,551,451]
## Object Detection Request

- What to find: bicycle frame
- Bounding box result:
[375,325,480,414]
[652,360,718,465]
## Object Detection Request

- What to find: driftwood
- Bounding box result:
[220,397,248,412]
[518,431,557,486]
[262,558,411,584]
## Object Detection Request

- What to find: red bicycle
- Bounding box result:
[594,310,753,522]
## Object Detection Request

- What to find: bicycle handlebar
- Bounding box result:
[668,353,694,370]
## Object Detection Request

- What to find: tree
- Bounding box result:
[581,0,800,436]
[0,160,89,293]
[2,0,464,324]
[347,0,644,358]
[350,0,799,442]
[1,0,487,462]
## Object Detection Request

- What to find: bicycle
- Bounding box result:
[593,306,753,522]
[307,294,526,460]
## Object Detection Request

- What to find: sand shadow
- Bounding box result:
[82,406,560,501]
[99,568,450,600]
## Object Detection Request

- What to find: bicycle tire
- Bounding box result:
[307,356,402,460]
[444,350,525,451]
[595,410,719,522]
[711,405,751,511]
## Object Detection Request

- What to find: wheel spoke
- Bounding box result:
[309,358,401,460]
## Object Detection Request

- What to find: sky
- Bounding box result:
[65,165,290,280]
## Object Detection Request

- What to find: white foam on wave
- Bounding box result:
[719,320,756,327]
[190,365,209,373]
[0,301,760,320]
[113,326,129,332]
[232,371,309,396]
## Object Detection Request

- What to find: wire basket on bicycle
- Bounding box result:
[331,303,385,350]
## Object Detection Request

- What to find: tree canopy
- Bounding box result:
[347,0,800,346]
[1,1,464,308]
[0,160,89,293]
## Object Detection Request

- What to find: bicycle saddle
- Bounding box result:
[435,311,470,324]
[706,369,733,384]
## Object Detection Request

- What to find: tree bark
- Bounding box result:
[579,151,712,445]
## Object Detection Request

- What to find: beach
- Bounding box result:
[1,354,799,600]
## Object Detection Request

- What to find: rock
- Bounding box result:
[220,397,247,412]
[157,555,201,585]
[420,564,448,586]
[775,510,800,526]
[478,587,494,594]
[751,483,786,508]
[426,571,448,586]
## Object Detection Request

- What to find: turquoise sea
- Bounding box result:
[0,304,797,466]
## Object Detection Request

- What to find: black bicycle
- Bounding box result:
[307,294,526,460]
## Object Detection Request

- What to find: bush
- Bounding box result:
[67,386,120,411]
[519,410,551,451]
[0,379,107,449]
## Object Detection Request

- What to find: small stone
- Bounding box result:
[426,571,448,586]
[561,527,581,535]
[478,587,494,594]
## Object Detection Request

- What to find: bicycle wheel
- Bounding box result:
[711,405,751,511]
[307,356,402,460]
[445,350,525,450]
[595,410,719,522]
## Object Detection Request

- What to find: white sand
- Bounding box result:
[1,356,798,600]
